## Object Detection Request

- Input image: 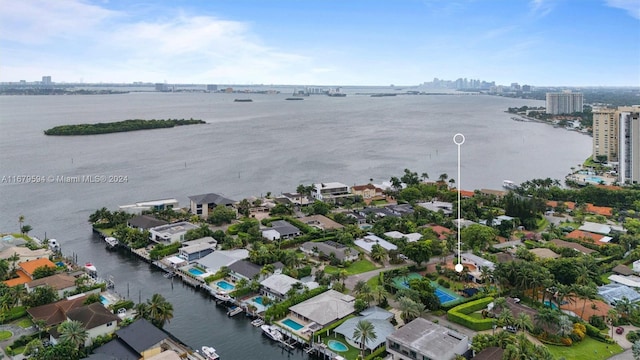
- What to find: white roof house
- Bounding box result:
[354,234,397,253]
[579,222,611,235]
[148,222,199,244]
[386,318,469,360]
[289,290,355,327]
[193,249,249,274]
[608,274,640,288]
[312,182,350,201]
[384,231,422,243]
[417,201,453,215]
[260,274,301,299]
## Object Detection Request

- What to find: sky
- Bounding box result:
[1,0,639,86]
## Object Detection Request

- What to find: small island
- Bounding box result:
[44,118,206,136]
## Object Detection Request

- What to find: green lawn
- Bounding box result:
[324,260,378,275]
[16,318,33,328]
[366,275,380,288]
[0,331,11,340]
[546,336,623,360]
[319,333,361,360]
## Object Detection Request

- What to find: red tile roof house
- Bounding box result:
[3,258,57,287]
[565,229,611,246]
[425,224,453,240]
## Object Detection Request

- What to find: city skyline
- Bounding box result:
[1,0,639,87]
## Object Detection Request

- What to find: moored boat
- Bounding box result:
[104,236,118,248]
[261,324,283,342]
[201,346,220,360]
[234,98,253,102]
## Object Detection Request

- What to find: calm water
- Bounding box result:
[0,91,591,359]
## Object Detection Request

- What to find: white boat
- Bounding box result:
[261,324,283,342]
[104,237,118,248]
[502,180,517,190]
[201,346,220,360]
[213,291,232,302]
[227,306,243,316]
[251,318,265,327]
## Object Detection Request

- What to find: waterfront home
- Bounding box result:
[127,214,168,231]
[300,241,358,262]
[312,182,351,201]
[288,289,355,328]
[188,192,236,218]
[3,257,57,287]
[386,204,414,216]
[26,273,77,298]
[277,192,312,206]
[354,234,398,253]
[298,214,344,230]
[384,231,422,243]
[93,318,202,359]
[460,253,495,283]
[118,198,179,214]
[260,273,301,300]
[350,183,385,201]
[386,318,469,360]
[27,293,91,330]
[333,307,395,353]
[228,260,262,282]
[52,302,121,347]
[192,249,249,275]
[148,221,199,244]
[417,200,453,215]
[178,237,217,263]
[0,245,52,263]
[261,220,301,241]
[0,234,28,252]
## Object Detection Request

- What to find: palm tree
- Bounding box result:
[479,266,493,285]
[515,313,533,333]
[18,215,25,233]
[373,286,389,307]
[421,172,429,182]
[607,309,619,338]
[492,297,507,314]
[577,284,598,319]
[338,269,348,285]
[57,320,88,348]
[398,296,424,323]
[497,308,515,327]
[352,319,377,358]
[146,293,174,329]
[370,244,387,264]
[535,308,559,332]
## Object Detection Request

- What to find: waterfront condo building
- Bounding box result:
[545,91,583,114]
[592,108,619,163]
[618,106,640,184]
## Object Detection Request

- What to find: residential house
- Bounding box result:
[118,199,179,214]
[260,273,301,300]
[58,302,121,346]
[148,222,199,244]
[460,253,495,283]
[386,318,469,360]
[350,184,385,200]
[178,237,217,263]
[228,260,262,282]
[93,318,198,360]
[425,224,453,240]
[386,204,414,216]
[277,192,312,206]
[598,283,640,305]
[634,259,640,273]
[417,200,453,215]
[188,192,236,218]
[288,290,355,327]
[355,234,398,253]
[578,222,612,235]
[261,220,301,241]
[612,264,635,276]
[529,248,560,260]
[548,239,595,255]
[334,307,395,352]
[300,241,358,262]
[4,258,57,287]
[128,215,168,231]
[0,245,52,263]
[26,274,77,298]
[312,182,350,201]
[192,249,249,275]
[27,294,89,329]
[299,215,344,231]
[566,229,612,245]
[585,203,613,217]
[384,231,422,243]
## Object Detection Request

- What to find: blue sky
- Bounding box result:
[1,0,639,86]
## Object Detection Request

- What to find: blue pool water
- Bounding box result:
[216,280,235,291]
[282,318,304,331]
[56,261,65,267]
[544,300,559,310]
[435,288,457,304]
[252,296,264,305]
[585,176,604,184]
[188,268,205,276]
[328,340,348,352]
[2,235,13,241]
[100,295,109,305]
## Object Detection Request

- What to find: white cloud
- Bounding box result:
[529,0,554,18]
[605,0,640,19]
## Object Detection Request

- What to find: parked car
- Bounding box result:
[504,325,517,333]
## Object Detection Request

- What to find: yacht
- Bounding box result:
[261,324,283,342]
[201,346,220,360]
[502,180,517,190]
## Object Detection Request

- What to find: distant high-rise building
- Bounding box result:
[41,76,51,84]
[545,91,584,114]
[206,84,218,91]
[618,106,640,184]
[592,108,619,163]
[522,85,531,92]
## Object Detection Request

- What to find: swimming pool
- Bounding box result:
[282,318,304,331]
[100,295,110,306]
[252,296,264,305]
[188,268,205,276]
[585,176,604,184]
[544,300,559,310]
[216,280,235,291]
[328,340,348,352]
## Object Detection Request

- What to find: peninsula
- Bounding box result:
[43,118,206,136]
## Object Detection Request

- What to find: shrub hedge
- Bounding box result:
[447,297,494,331]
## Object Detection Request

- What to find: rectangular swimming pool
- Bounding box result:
[282,318,304,331]
[252,296,264,305]
[188,268,205,276]
[216,280,235,291]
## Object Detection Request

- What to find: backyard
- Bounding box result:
[324,260,378,276]
[546,336,623,360]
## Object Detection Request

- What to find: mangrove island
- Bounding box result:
[44,118,206,136]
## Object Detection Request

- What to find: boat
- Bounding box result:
[85,262,98,278]
[201,346,220,360]
[327,92,346,97]
[104,236,118,248]
[234,98,253,102]
[261,324,283,342]
[285,97,304,100]
[213,291,232,302]
[227,306,243,316]
[502,180,518,190]
[251,318,265,327]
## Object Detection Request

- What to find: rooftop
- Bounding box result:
[289,289,355,326]
[387,318,468,359]
[188,193,235,206]
[150,222,199,236]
